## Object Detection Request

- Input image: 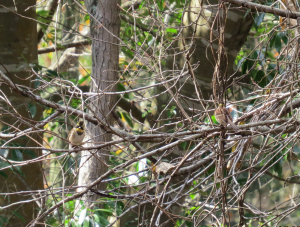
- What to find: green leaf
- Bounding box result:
[117,83,125,91]
[23,150,36,158]
[180,142,187,150]
[83,218,90,227]
[237,177,247,185]
[36,10,50,18]
[45,69,58,78]
[269,31,277,47]
[247,51,258,70]
[206,165,215,175]
[280,32,288,45]
[0,161,9,168]
[117,83,129,99]
[124,26,132,36]
[12,150,23,161]
[266,64,276,82]
[98,216,110,226]
[272,154,283,177]
[0,216,8,224]
[166,28,177,34]
[33,63,43,72]
[34,80,41,89]
[27,103,37,118]
[211,115,217,124]
[94,208,113,213]
[116,111,122,119]
[157,0,165,11]
[253,70,265,87]
[254,12,265,28]
[12,211,25,221]
[93,214,100,224]
[65,200,75,212]
[275,33,281,53]
[84,14,90,22]
[78,75,90,84]
[11,166,24,176]
[122,48,134,59]
[244,8,251,18]
[0,171,8,178]
[123,113,134,128]
[241,60,248,74]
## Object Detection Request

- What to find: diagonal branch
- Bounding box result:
[1,70,299,140]
[224,0,300,19]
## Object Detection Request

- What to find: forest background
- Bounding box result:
[1,0,300,226]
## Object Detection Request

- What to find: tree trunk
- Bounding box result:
[0,0,44,226]
[48,0,84,188]
[77,0,120,208]
[179,0,253,108]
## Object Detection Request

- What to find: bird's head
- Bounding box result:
[76,120,85,130]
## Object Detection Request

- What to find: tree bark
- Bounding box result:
[77,0,120,208]
[180,0,253,107]
[0,0,44,226]
[48,0,84,188]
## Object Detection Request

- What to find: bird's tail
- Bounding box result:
[227,119,239,132]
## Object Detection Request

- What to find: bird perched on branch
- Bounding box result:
[68,120,85,148]
[214,103,239,132]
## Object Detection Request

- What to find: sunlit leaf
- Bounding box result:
[166,28,177,34]
[78,209,87,225]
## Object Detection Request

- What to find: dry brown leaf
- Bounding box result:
[154,162,175,175]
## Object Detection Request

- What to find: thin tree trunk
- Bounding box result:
[0,0,44,225]
[77,0,120,208]
[48,0,84,188]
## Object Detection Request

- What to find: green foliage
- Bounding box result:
[11,211,25,222]
[0,170,8,178]
[117,83,130,99]
[167,106,176,118]
[36,10,52,33]
[211,115,217,124]
[270,31,287,53]
[166,28,177,34]
[78,75,90,85]
[179,141,187,150]
[123,112,134,128]
[27,103,37,118]
[254,12,265,29]
[11,149,22,161]
[45,195,124,227]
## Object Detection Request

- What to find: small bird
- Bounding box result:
[68,120,85,148]
[214,103,239,132]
